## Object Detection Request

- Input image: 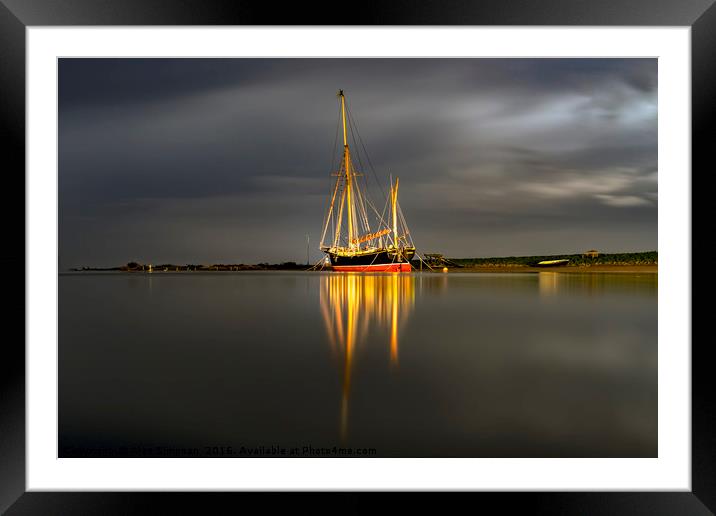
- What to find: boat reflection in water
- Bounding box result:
[319,273,415,441]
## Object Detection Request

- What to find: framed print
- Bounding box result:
[1,0,709,513]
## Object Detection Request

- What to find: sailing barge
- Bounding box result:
[319,91,416,272]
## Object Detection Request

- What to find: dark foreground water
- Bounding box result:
[59,271,657,458]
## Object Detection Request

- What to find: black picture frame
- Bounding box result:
[1,1,707,513]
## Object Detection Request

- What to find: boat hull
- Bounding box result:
[326,248,413,272]
[535,259,570,267]
[332,262,412,272]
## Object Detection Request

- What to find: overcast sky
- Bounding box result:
[59,58,657,268]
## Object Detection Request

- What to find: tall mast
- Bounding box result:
[392,177,399,247]
[340,89,348,147]
[339,90,356,249]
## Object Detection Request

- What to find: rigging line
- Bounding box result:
[345,103,393,236]
[348,110,390,232]
[351,156,382,228]
[330,168,346,246]
[355,178,371,232]
[345,148,369,235]
[345,106,381,239]
[331,162,348,247]
[321,100,344,247]
[326,174,341,248]
[346,106,366,177]
[397,210,413,247]
[345,104,382,208]
[353,182,371,234]
[416,252,435,272]
[321,172,342,247]
[346,103,387,201]
[399,213,411,238]
[333,178,347,248]
[375,191,390,230]
[356,159,388,229]
[362,179,391,231]
[346,103,378,206]
[352,246,384,272]
[307,256,329,271]
[330,99,341,175]
[350,170,389,235]
[364,192,389,229]
[358,179,370,233]
[397,203,410,235]
[347,113,373,236]
[397,201,411,233]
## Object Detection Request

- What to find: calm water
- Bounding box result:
[59,271,657,457]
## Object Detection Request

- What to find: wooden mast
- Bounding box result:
[339,90,356,250]
[392,177,399,247]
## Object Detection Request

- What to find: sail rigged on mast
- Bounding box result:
[320,90,416,272]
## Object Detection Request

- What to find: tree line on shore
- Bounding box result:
[450,251,657,267]
[72,261,310,272]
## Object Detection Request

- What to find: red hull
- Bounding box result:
[331,263,412,272]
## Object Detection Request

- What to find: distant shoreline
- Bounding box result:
[68,252,656,274]
[68,264,657,274]
[69,251,657,274]
[60,264,659,274]
[451,264,657,273]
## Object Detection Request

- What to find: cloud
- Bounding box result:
[595,195,653,208]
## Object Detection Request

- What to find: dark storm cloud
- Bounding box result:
[59,58,657,267]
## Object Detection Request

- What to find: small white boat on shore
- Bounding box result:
[535,259,570,267]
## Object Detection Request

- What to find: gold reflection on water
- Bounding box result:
[319,273,415,441]
[538,272,559,297]
[538,271,658,298]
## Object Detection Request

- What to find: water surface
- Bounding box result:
[59,271,657,457]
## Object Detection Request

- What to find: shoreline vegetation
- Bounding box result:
[70,251,657,273]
